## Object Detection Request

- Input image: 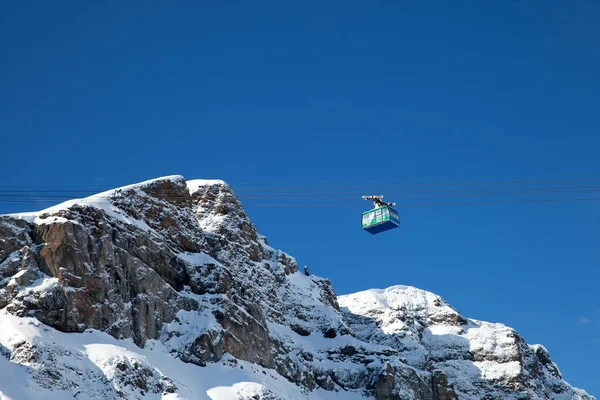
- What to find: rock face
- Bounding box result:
[0,175,595,399]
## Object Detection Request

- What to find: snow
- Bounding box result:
[475,360,522,381]
[162,307,222,352]
[186,180,228,195]
[0,313,43,345]
[85,343,148,376]
[338,285,455,317]
[22,277,61,293]
[32,215,73,225]
[3,212,37,223]
[0,311,366,400]
[177,252,222,267]
[0,355,31,400]
[206,382,275,400]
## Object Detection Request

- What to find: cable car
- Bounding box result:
[361,195,400,234]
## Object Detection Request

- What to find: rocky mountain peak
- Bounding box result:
[0,176,594,399]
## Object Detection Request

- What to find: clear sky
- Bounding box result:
[1,1,599,395]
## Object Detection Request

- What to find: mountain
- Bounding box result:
[0,175,594,400]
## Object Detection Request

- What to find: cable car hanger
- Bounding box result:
[362,195,396,208]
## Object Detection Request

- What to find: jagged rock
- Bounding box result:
[372,363,432,400]
[432,370,458,400]
[0,217,32,262]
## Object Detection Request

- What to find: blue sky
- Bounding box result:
[1,0,599,395]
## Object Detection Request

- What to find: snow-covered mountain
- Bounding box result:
[0,175,594,400]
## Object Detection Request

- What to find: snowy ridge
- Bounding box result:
[0,175,595,399]
[339,286,592,399]
[0,311,359,400]
[6,175,185,229]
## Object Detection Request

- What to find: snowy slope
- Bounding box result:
[0,175,595,400]
[0,311,365,400]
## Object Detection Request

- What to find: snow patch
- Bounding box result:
[3,213,37,223]
[32,216,72,225]
[177,252,222,267]
[187,180,229,195]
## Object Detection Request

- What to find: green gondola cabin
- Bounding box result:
[361,205,400,234]
[361,195,400,234]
